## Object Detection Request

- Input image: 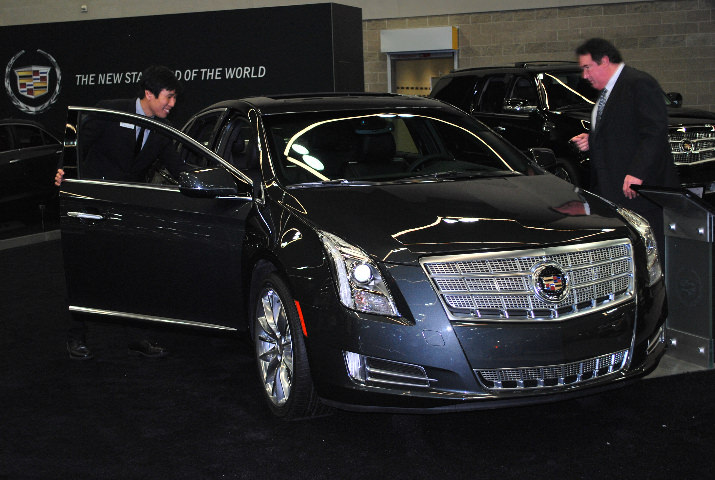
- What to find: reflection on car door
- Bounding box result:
[60,108,252,330]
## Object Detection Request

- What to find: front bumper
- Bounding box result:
[300,263,668,412]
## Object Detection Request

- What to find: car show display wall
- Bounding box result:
[0,3,363,135]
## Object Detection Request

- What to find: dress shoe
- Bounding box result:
[67,338,94,360]
[128,339,168,358]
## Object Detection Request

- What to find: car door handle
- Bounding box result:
[67,211,105,221]
[495,126,506,132]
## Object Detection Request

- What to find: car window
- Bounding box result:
[263,109,531,186]
[509,76,538,106]
[219,117,259,172]
[14,124,49,148]
[477,75,508,113]
[180,111,223,166]
[431,75,480,112]
[539,71,598,110]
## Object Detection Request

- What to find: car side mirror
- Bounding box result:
[530,147,558,170]
[666,92,683,108]
[178,167,243,198]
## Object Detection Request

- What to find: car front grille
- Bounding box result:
[421,239,634,321]
[475,349,629,391]
[669,125,715,165]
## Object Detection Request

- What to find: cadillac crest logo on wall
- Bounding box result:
[4,49,61,114]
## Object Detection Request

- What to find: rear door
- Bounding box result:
[60,107,253,330]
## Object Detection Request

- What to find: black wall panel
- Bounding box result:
[0,3,363,135]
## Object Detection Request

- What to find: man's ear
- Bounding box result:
[144,89,154,100]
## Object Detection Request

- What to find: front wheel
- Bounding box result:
[252,273,329,419]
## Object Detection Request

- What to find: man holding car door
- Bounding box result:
[56,65,187,360]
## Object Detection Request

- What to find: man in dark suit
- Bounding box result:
[57,65,187,359]
[570,38,679,253]
[55,65,186,184]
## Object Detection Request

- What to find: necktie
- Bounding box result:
[596,88,608,124]
[134,126,145,157]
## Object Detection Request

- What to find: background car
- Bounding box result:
[0,118,62,237]
[430,61,715,200]
[58,94,667,419]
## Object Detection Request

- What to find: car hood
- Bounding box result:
[666,106,715,125]
[557,105,715,126]
[287,174,630,264]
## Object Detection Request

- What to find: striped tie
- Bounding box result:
[596,88,608,124]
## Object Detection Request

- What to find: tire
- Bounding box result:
[252,273,330,419]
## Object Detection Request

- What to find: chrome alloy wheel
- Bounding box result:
[255,286,294,407]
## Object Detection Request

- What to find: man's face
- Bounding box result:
[144,88,177,118]
[578,54,611,91]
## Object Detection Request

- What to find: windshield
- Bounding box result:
[538,71,599,110]
[262,109,534,186]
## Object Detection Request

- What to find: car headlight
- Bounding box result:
[319,231,400,316]
[617,207,662,286]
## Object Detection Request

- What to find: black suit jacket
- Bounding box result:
[588,65,679,217]
[80,98,186,182]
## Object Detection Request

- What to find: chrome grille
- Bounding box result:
[669,125,715,165]
[476,350,629,391]
[421,239,634,321]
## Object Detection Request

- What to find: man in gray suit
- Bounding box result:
[570,38,679,253]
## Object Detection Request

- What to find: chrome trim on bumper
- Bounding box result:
[475,349,629,391]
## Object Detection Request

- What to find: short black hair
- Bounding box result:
[138,65,182,98]
[575,38,623,64]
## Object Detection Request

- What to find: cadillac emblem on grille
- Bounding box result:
[533,263,568,303]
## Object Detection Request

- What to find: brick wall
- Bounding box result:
[364,0,715,111]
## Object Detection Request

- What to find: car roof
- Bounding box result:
[197,93,454,116]
[445,61,582,77]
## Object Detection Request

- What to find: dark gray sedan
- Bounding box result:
[58,94,667,419]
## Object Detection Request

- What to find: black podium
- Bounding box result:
[637,186,714,368]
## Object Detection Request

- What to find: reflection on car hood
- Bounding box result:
[289,174,629,264]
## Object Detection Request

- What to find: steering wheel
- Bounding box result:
[407,153,453,172]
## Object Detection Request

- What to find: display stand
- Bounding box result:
[636,186,714,368]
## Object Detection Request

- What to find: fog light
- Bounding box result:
[344,351,366,383]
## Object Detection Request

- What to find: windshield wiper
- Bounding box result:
[407,170,520,180]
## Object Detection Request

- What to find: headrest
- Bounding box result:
[356,132,395,164]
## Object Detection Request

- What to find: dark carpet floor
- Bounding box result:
[2,240,714,479]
